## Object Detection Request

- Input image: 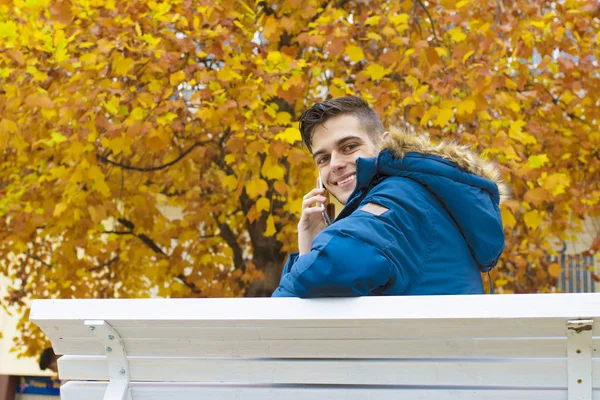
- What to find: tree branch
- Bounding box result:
[117,218,167,255]
[415,0,440,44]
[88,256,120,272]
[26,252,53,269]
[412,0,424,39]
[96,141,207,172]
[176,273,203,295]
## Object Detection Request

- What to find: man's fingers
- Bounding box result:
[302,195,329,209]
[303,188,326,200]
[302,206,328,217]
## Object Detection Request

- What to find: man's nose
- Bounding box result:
[329,151,346,171]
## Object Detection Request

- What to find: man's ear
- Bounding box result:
[382,131,390,140]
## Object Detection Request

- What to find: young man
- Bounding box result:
[272,96,507,297]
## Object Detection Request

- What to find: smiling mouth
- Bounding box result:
[334,174,356,187]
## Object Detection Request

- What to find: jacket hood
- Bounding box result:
[375,127,508,271]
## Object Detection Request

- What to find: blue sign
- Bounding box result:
[17,376,60,396]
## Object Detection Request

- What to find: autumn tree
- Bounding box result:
[1,0,599,356]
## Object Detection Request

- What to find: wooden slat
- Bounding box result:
[35,319,600,341]
[59,381,600,400]
[57,355,600,387]
[50,336,594,359]
[29,294,600,323]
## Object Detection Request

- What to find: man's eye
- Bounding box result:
[344,143,358,151]
[317,156,329,165]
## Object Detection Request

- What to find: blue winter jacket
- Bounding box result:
[272,130,507,298]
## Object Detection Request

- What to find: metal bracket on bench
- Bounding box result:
[567,319,593,400]
[85,320,132,400]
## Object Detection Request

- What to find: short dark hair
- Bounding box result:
[299,96,385,153]
[39,347,56,370]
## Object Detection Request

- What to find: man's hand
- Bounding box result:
[298,188,329,255]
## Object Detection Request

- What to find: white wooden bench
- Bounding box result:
[30,293,600,400]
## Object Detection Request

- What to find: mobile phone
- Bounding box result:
[316,177,332,226]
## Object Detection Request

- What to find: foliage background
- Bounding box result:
[0,0,599,356]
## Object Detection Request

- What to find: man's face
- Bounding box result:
[311,114,384,205]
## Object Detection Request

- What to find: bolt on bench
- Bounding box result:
[30,293,600,400]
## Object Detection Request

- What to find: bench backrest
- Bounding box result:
[30,293,600,400]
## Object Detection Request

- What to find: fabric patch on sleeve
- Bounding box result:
[359,203,389,216]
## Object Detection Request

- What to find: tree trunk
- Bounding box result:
[245,258,285,297]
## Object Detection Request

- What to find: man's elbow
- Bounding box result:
[271,283,297,297]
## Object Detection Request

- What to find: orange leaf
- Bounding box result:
[25,93,55,108]
[548,263,561,278]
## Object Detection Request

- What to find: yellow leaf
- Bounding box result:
[366,32,382,41]
[142,34,161,46]
[53,202,68,217]
[435,47,449,57]
[75,268,86,278]
[266,165,285,180]
[130,107,145,121]
[274,127,301,144]
[200,253,212,265]
[256,197,270,213]
[365,16,380,26]
[435,105,454,127]
[389,13,409,26]
[539,173,570,196]
[365,64,387,80]
[448,27,466,42]
[264,215,276,237]
[506,98,521,113]
[548,263,561,278]
[148,80,163,94]
[157,112,177,126]
[222,175,237,191]
[501,208,516,229]
[495,279,508,287]
[462,50,475,64]
[413,85,429,102]
[170,70,186,86]
[225,154,237,165]
[527,154,549,169]
[245,179,268,199]
[113,55,135,76]
[0,21,18,40]
[89,165,111,197]
[217,66,242,82]
[420,106,439,126]
[345,45,365,62]
[0,119,18,134]
[505,78,518,90]
[50,132,67,145]
[275,112,292,125]
[509,120,537,145]
[47,282,57,290]
[523,210,542,230]
[530,20,545,29]
[456,99,476,116]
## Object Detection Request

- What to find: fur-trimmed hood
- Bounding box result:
[379,126,510,203]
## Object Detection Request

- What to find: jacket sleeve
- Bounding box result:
[269,186,424,299]
[271,233,394,297]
